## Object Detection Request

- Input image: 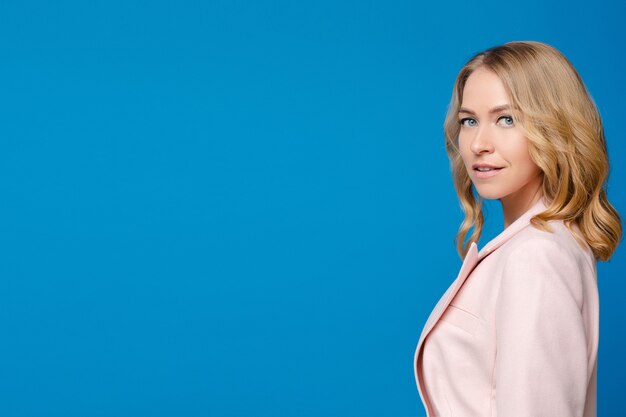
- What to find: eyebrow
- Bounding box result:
[458,105,511,115]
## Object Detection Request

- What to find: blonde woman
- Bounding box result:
[413,41,622,417]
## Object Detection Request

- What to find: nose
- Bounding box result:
[469,126,494,155]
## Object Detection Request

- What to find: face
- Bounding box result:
[458,67,542,206]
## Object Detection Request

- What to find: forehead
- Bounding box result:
[461,68,511,107]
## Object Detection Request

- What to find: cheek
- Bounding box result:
[506,141,540,176]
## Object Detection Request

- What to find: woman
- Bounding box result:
[413,41,622,417]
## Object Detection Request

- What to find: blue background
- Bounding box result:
[0,1,624,416]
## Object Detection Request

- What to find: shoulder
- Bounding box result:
[505,219,595,271]
[498,220,596,308]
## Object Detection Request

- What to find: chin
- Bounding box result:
[473,186,506,201]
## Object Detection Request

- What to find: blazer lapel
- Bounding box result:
[476,197,547,262]
[416,241,479,346]
[414,197,549,414]
[415,197,548,351]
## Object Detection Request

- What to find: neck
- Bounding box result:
[499,174,544,229]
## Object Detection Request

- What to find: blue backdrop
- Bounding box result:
[0,1,624,416]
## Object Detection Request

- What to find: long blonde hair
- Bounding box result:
[444,41,622,261]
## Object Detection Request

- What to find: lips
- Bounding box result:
[472,163,503,171]
[472,165,504,179]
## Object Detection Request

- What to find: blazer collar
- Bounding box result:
[413,197,546,415]
[415,197,550,409]
[476,196,548,262]
[415,196,548,349]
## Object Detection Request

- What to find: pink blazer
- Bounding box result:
[414,197,599,417]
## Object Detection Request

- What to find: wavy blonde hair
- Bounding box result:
[445,41,622,261]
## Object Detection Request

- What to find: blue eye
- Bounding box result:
[459,118,477,127]
[498,115,514,126]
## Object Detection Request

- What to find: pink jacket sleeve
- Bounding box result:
[495,238,589,417]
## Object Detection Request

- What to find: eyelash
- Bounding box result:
[459,115,514,127]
